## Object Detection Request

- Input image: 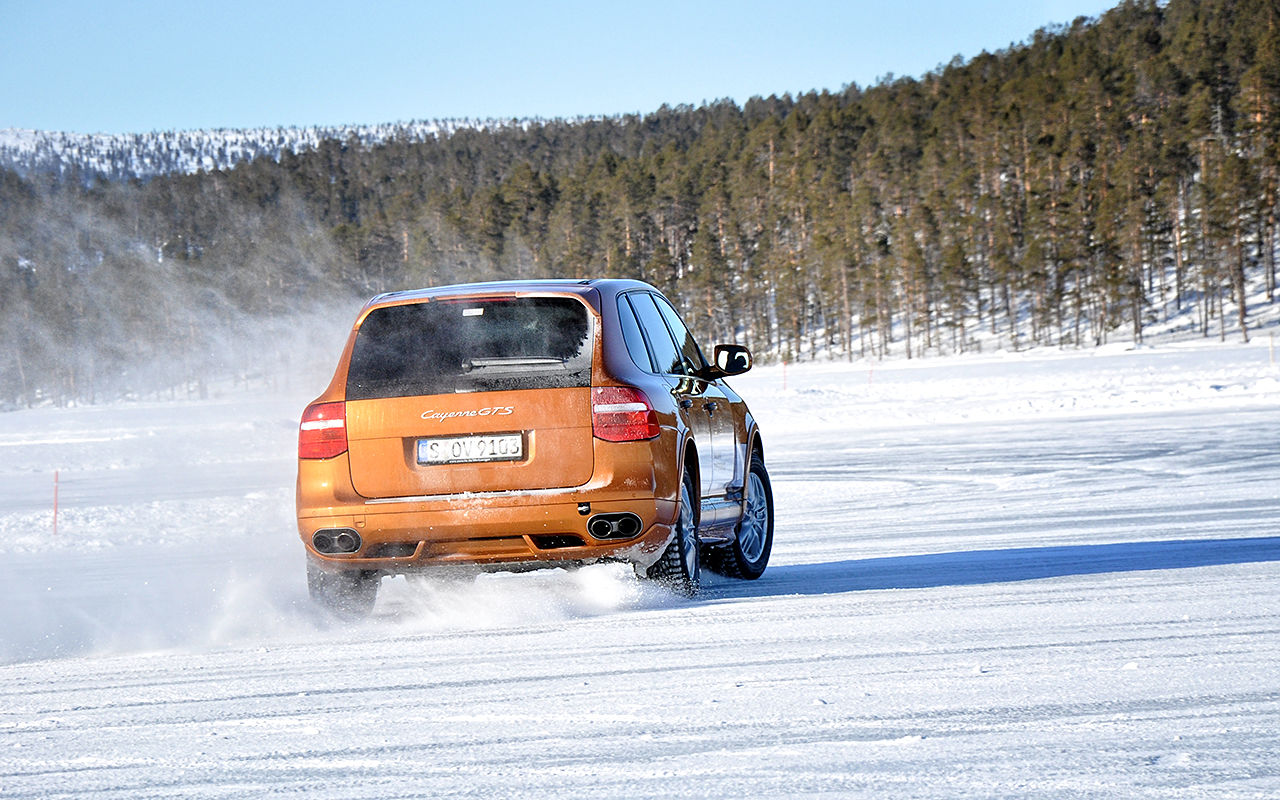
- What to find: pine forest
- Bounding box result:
[1,0,1278,407]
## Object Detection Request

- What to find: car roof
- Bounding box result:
[363,278,659,309]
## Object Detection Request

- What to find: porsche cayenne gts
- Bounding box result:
[297,279,773,613]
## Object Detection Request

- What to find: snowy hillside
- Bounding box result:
[0,119,495,179]
[1,343,1278,797]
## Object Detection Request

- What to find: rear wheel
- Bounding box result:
[642,469,701,596]
[706,450,773,579]
[307,561,379,617]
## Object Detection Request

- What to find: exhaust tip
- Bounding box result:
[587,518,614,538]
[616,514,641,537]
[586,513,644,540]
[312,528,361,555]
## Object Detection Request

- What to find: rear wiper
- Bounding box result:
[461,356,567,372]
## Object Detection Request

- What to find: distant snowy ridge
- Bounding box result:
[0,118,513,180]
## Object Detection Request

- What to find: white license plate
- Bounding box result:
[417,433,523,465]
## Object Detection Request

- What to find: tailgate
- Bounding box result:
[346,389,593,498]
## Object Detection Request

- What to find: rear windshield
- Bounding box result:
[346,296,593,400]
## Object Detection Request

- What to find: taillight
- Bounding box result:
[592,386,660,442]
[299,401,348,459]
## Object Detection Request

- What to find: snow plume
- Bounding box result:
[0,540,665,665]
[0,387,669,665]
[376,563,667,633]
[0,173,361,409]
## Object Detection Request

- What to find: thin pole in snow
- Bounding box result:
[53,470,59,536]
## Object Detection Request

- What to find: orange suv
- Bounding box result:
[297,279,772,613]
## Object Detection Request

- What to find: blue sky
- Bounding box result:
[1,0,1118,134]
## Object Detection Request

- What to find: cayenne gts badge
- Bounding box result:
[420,407,515,421]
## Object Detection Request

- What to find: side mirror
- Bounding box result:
[711,344,752,377]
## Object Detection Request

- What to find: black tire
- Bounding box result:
[642,469,701,596]
[706,450,773,580]
[307,560,379,617]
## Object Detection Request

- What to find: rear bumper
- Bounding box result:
[298,433,685,574]
[301,492,677,573]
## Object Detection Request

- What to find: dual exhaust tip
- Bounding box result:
[587,512,643,540]
[314,515,641,554]
[312,528,361,555]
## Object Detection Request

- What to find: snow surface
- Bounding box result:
[1,342,1279,797]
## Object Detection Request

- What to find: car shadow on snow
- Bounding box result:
[705,536,1280,600]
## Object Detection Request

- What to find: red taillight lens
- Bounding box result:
[299,401,348,459]
[592,386,660,442]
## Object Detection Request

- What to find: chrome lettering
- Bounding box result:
[420,406,515,421]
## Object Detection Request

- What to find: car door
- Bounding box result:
[649,294,739,498]
[626,291,736,500]
[623,292,718,499]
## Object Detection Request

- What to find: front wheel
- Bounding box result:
[706,450,773,580]
[642,469,701,596]
[307,561,379,617]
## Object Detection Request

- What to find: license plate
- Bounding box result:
[417,433,523,465]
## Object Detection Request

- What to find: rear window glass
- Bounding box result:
[617,295,655,373]
[346,297,593,399]
[629,293,687,375]
[652,294,708,372]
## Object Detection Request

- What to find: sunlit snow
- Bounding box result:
[1,342,1278,797]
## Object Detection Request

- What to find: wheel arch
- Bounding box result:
[678,436,701,524]
[743,426,765,485]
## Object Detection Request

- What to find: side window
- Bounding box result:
[629,293,686,376]
[617,295,655,373]
[652,294,708,373]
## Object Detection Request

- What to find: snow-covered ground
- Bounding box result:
[1,341,1279,797]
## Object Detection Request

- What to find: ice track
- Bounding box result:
[1,342,1278,797]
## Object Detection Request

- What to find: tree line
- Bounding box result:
[2,0,1277,407]
[0,119,493,181]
